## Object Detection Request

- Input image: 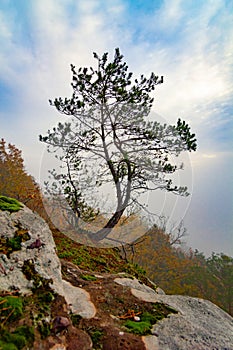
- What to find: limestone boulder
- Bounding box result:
[0,205,62,294]
[150,294,233,350]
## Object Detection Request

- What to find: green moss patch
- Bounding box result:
[80,274,97,281]
[124,319,152,335]
[0,225,30,256]
[0,196,23,212]
[0,326,34,349]
[86,327,104,349]
[0,296,23,322]
[123,303,178,336]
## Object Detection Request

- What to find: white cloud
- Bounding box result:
[152,0,185,32]
[1,0,232,167]
[202,154,217,159]
[125,1,233,132]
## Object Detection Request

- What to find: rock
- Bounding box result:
[152,295,233,350]
[155,287,166,295]
[0,205,96,320]
[114,276,233,349]
[62,280,96,319]
[142,294,233,350]
[142,335,160,350]
[49,345,66,350]
[0,206,63,295]
[114,277,158,295]
[52,316,71,334]
[114,276,160,303]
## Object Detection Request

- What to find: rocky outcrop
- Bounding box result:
[0,204,95,318]
[0,205,62,294]
[1,203,233,350]
[150,295,233,350]
[114,276,233,349]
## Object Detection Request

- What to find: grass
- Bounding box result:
[52,228,150,282]
[80,274,97,281]
[53,229,125,273]
[0,296,34,349]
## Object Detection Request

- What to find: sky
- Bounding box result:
[0,0,232,256]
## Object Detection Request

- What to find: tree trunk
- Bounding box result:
[91,207,125,242]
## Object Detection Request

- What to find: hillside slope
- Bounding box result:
[0,198,232,349]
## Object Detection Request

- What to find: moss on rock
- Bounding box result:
[123,304,178,336]
[0,326,34,349]
[0,196,23,213]
[0,296,24,322]
[0,228,31,256]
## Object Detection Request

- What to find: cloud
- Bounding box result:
[0,1,232,164]
[202,154,216,159]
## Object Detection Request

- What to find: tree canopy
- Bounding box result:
[40,48,197,243]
